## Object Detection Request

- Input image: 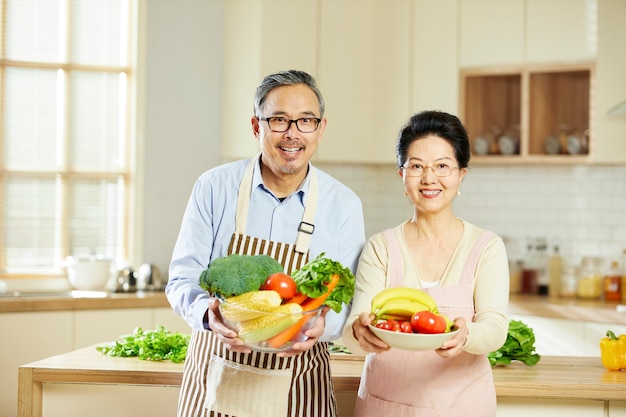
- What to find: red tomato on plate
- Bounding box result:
[260,273,297,300]
[411,311,446,334]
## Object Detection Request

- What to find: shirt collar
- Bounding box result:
[251,155,311,205]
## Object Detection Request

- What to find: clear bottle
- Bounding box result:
[603,260,622,302]
[560,265,578,298]
[622,249,626,303]
[548,238,564,298]
[577,257,602,299]
[535,237,549,295]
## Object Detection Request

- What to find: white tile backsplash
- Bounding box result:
[317,162,626,269]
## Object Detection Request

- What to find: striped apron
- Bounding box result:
[353,228,496,417]
[177,157,336,417]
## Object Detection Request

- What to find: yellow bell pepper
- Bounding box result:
[600,330,626,371]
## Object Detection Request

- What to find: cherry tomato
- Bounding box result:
[411,311,447,334]
[260,273,297,300]
[376,321,393,330]
[400,321,413,333]
[385,319,401,332]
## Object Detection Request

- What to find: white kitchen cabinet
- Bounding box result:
[0,311,73,417]
[526,0,597,63]
[459,0,525,67]
[1,307,185,417]
[411,0,459,116]
[44,384,180,417]
[497,398,604,417]
[316,0,411,164]
[73,308,154,348]
[593,0,626,164]
[221,0,319,160]
[509,313,626,357]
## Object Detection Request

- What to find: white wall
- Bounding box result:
[138,0,224,274]
[139,1,626,280]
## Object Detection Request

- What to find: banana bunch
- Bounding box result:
[371,287,439,320]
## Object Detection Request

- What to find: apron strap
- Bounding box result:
[382,228,402,288]
[294,170,318,254]
[459,230,494,285]
[235,154,318,254]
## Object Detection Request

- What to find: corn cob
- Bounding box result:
[221,290,283,322]
[237,303,303,344]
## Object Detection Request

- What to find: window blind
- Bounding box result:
[1,0,135,277]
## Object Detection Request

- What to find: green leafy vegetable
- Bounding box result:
[96,326,190,363]
[488,319,541,367]
[292,252,355,313]
[199,254,284,297]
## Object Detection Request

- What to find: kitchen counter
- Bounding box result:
[3,291,625,325]
[0,290,170,313]
[17,345,626,417]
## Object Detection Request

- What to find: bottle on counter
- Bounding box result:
[521,238,539,294]
[622,249,626,304]
[535,237,550,295]
[560,264,578,298]
[603,260,622,302]
[547,238,564,298]
[577,256,603,300]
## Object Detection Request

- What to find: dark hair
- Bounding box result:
[396,110,470,169]
[254,70,325,117]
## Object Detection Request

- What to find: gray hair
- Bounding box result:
[254,70,325,117]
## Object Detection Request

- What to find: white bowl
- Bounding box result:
[369,324,459,351]
[65,256,113,291]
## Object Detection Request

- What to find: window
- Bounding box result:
[0,0,136,278]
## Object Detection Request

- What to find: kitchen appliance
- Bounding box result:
[64,256,113,291]
[136,263,164,291]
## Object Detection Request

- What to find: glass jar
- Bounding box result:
[577,257,602,299]
[603,260,622,302]
[560,265,578,298]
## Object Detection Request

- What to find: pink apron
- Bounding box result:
[177,158,336,417]
[353,229,496,417]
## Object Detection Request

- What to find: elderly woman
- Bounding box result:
[342,110,510,417]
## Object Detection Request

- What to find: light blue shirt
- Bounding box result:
[166,156,366,340]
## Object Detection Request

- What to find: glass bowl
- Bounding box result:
[218,298,323,353]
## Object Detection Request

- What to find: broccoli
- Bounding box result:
[199,254,284,297]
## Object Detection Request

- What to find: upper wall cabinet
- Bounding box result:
[460,0,596,68]
[459,0,525,68]
[221,0,319,160]
[594,0,626,164]
[526,0,597,63]
[315,0,412,164]
[411,0,459,117]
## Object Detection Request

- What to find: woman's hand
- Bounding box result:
[207,297,252,353]
[352,312,391,353]
[436,316,468,358]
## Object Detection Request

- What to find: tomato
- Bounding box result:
[376,321,393,330]
[410,311,446,334]
[399,321,413,333]
[260,273,297,300]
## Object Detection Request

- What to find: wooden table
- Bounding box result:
[18,346,626,417]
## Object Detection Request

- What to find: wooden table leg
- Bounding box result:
[18,367,42,417]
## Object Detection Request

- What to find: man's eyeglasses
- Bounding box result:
[260,116,321,133]
[401,163,459,177]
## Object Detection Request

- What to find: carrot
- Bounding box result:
[267,274,340,348]
[287,292,309,305]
